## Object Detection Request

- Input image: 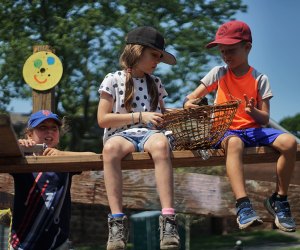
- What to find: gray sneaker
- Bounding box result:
[107,215,129,250]
[159,214,180,250]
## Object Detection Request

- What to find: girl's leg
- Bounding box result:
[270,133,297,195]
[144,133,180,249]
[143,133,174,209]
[223,136,246,199]
[102,136,135,214]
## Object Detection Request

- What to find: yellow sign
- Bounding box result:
[23,51,63,91]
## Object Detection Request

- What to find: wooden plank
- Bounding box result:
[0,114,23,157]
[244,161,300,185]
[1,171,299,222]
[0,145,299,174]
[71,170,300,222]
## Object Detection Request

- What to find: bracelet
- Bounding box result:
[131,112,134,125]
[183,97,189,108]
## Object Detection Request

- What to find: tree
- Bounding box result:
[0,0,246,151]
[280,113,300,139]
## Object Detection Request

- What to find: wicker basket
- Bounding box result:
[159,100,240,150]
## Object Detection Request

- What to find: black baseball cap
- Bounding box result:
[126,26,176,65]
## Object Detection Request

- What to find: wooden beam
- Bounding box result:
[0,145,299,174]
[0,114,23,157]
[1,171,299,222]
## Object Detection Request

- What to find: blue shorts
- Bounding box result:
[112,130,162,152]
[215,127,285,148]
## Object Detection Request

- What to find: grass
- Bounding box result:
[190,230,300,249]
[75,230,300,250]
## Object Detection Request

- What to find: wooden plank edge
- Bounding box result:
[0,145,299,173]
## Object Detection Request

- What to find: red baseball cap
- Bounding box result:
[206,20,252,49]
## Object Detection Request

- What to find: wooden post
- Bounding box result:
[31,45,56,112]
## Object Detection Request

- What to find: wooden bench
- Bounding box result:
[1,113,300,223]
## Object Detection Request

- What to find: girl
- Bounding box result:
[97,26,180,250]
[11,110,95,250]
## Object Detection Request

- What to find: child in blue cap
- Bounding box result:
[10,110,95,250]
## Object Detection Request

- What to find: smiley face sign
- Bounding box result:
[22,51,63,91]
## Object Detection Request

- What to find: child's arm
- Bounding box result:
[98,92,139,128]
[98,91,163,128]
[244,94,270,126]
[184,82,209,108]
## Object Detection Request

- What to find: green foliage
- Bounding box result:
[0,0,246,151]
[280,113,300,138]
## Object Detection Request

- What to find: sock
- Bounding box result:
[236,197,250,208]
[111,213,125,218]
[271,192,287,202]
[162,208,175,215]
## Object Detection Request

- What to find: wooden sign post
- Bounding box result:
[32,45,55,112]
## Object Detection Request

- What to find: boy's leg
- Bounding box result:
[223,136,263,229]
[270,133,296,195]
[102,136,135,250]
[144,133,180,249]
[265,133,297,232]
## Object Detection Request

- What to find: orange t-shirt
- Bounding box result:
[201,66,273,129]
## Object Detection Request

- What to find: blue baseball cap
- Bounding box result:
[28,110,62,128]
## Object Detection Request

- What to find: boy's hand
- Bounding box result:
[183,98,201,109]
[244,94,255,114]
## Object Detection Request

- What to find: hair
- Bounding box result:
[119,44,159,112]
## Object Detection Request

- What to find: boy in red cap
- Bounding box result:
[184,20,297,232]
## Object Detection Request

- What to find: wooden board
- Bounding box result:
[0,145,299,175]
[0,114,23,157]
[1,171,299,223]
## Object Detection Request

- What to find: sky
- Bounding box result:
[234,0,300,122]
[8,0,300,123]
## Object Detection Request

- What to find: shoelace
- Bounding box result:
[162,217,178,236]
[239,207,255,217]
[274,201,292,218]
[109,220,126,240]
[237,202,255,216]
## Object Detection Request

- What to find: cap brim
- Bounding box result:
[160,51,176,65]
[206,38,243,49]
[139,43,176,65]
[126,40,176,65]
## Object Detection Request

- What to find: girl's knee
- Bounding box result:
[148,137,170,157]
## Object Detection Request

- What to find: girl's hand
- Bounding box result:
[244,94,255,114]
[18,138,36,147]
[141,112,163,128]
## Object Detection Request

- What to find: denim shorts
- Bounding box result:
[215,127,285,148]
[111,130,163,152]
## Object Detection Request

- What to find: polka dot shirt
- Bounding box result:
[98,70,168,143]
